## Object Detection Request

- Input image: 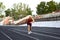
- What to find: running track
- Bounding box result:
[0,25,60,40]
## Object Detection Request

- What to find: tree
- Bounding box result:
[5,9,11,16]
[56,3,60,12]
[47,0,56,13]
[13,3,32,17]
[5,3,32,20]
[36,0,57,15]
[36,1,46,14]
[0,2,5,9]
[0,2,5,17]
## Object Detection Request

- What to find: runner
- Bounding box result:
[27,16,34,34]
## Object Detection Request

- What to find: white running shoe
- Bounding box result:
[28,31,32,34]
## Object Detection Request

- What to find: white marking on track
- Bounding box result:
[10,28,60,40]
[1,31,12,40]
[8,29,39,40]
[33,30,60,36]
[33,32,60,40]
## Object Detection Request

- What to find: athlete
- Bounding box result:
[27,16,34,34]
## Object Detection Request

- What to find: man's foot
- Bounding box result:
[28,31,32,34]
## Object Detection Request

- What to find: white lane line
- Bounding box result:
[33,30,60,36]
[33,32,60,40]
[1,31,12,40]
[9,28,60,36]
[8,29,39,40]
[9,28,27,32]
[10,28,60,40]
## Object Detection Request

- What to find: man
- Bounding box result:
[27,16,34,34]
[0,15,34,34]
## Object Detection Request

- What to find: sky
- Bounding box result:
[0,0,60,15]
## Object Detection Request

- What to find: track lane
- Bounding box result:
[8,28,60,40]
[1,27,36,40]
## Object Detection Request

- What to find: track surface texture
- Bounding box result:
[0,26,60,40]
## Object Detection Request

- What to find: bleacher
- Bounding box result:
[35,16,60,21]
[35,12,60,21]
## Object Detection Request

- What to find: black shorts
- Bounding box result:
[27,23,32,27]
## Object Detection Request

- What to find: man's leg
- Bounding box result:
[27,23,32,34]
